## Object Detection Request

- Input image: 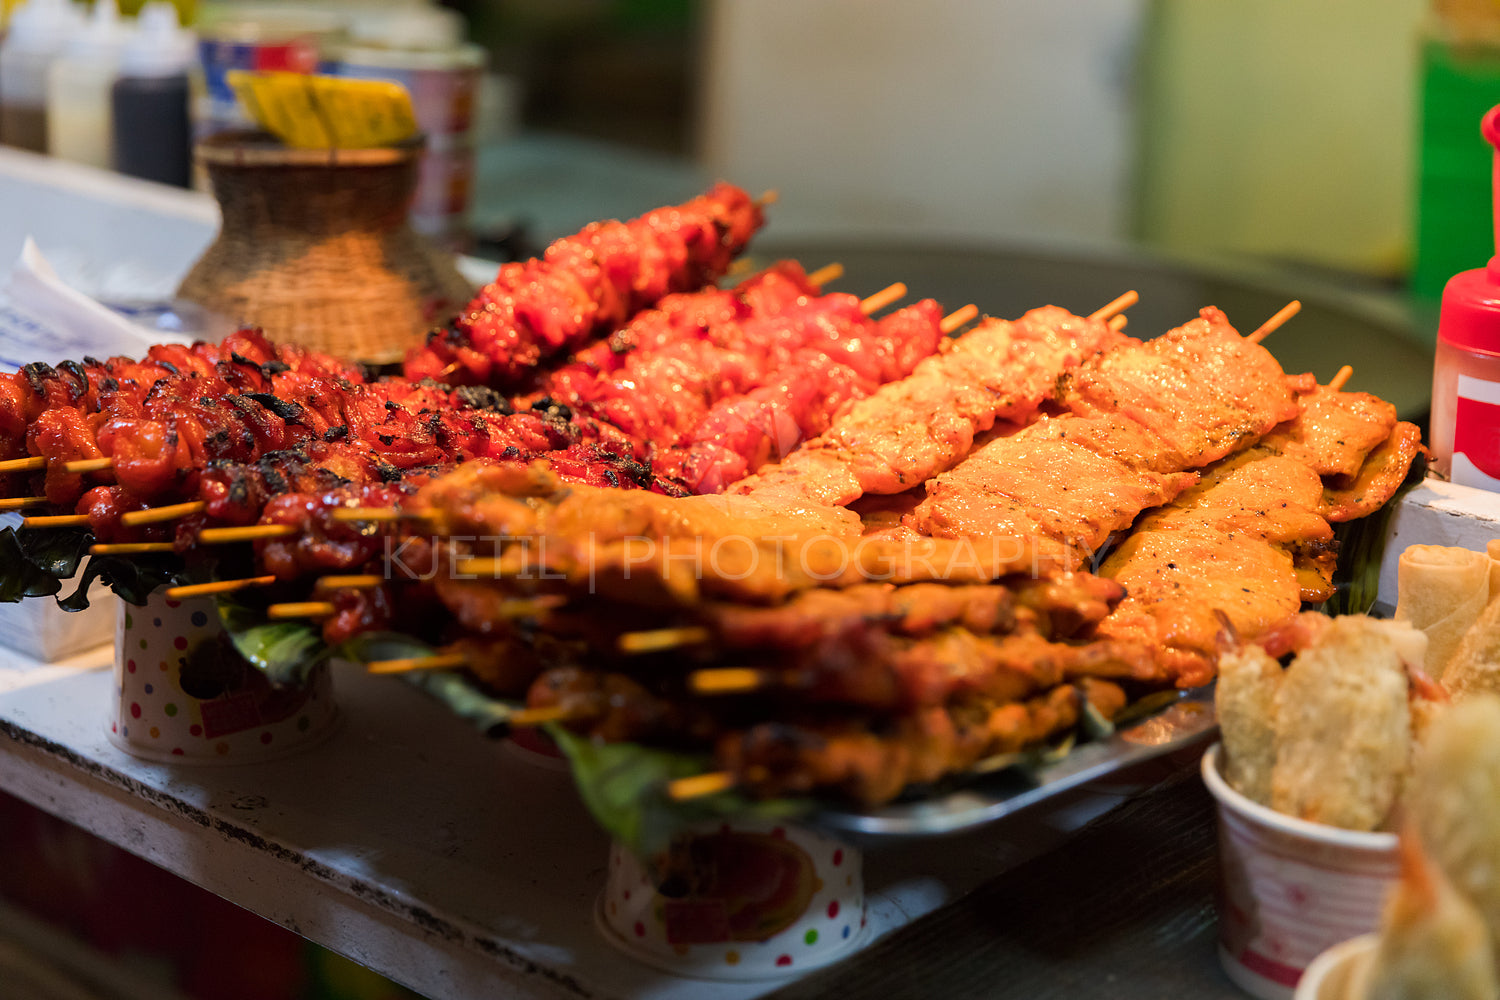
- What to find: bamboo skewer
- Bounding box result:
[1089,290,1138,322]
[1328,365,1354,392]
[939,304,979,335]
[689,667,771,695]
[806,262,844,287]
[23,513,90,528]
[666,771,737,801]
[507,705,573,727]
[617,625,713,654]
[1108,314,1128,332]
[858,282,907,315]
[450,556,521,578]
[266,601,335,620]
[1248,301,1301,344]
[367,652,469,675]
[0,455,122,475]
[120,501,206,528]
[89,542,174,555]
[315,574,385,590]
[64,457,114,474]
[198,524,297,544]
[330,507,431,524]
[164,576,278,600]
[0,496,48,510]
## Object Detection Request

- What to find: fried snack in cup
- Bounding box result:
[1270,617,1419,832]
[1395,544,1491,680]
[1217,643,1283,805]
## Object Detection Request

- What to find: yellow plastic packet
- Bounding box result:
[226,70,419,149]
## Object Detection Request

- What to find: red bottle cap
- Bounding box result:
[1439,106,1500,356]
[1440,260,1500,356]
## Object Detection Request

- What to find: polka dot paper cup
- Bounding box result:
[107,589,339,763]
[596,819,868,980]
[1202,745,1398,1000]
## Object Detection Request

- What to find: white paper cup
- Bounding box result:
[1294,934,1377,1000]
[107,589,339,763]
[1202,745,1398,1000]
[596,818,868,980]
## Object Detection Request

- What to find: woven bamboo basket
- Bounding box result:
[176,131,475,364]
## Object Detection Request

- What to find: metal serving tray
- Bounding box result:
[813,687,1218,837]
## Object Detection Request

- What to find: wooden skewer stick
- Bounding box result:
[267,601,335,620]
[121,500,206,528]
[689,667,771,695]
[164,575,277,600]
[667,771,737,801]
[0,496,48,511]
[316,574,386,590]
[756,189,779,206]
[618,625,713,654]
[939,304,979,335]
[329,507,432,524]
[366,652,470,675]
[198,524,298,544]
[1248,300,1301,344]
[1088,290,1138,322]
[1108,314,1128,332]
[806,262,844,287]
[1328,365,1354,392]
[858,282,907,315]
[497,596,568,619]
[90,542,175,555]
[450,556,527,578]
[507,705,574,727]
[0,455,115,475]
[439,361,463,380]
[23,513,90,528]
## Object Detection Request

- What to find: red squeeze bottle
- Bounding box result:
[1431,104,1500,489]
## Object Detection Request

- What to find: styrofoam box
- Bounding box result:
[0,583,116,663]
[1377,477,1500,609]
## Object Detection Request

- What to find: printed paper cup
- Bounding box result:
[107,590,339,763]
[596,819,868,980]
[1202,745,1398,1000]
[1294,935,1377,1000]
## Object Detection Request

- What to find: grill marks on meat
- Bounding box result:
[905,308,1298,565]
[907,415,1202,566]
[1094,382,1423,688]
[1258,383,1397,479]
[730,305,1127,507]
[403,183,765,388]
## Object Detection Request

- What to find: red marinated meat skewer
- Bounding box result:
[517,260,824,406]
[657,299,947,494]
[729,305,1131,507]
[403,183,766,388]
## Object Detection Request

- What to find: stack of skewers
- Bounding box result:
[0,183,1424,822]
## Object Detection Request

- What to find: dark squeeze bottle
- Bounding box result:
[110,2,193,188]
[112,72,190,187]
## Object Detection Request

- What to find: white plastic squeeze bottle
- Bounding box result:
[0,0,81,152]
[46,0,128,168]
